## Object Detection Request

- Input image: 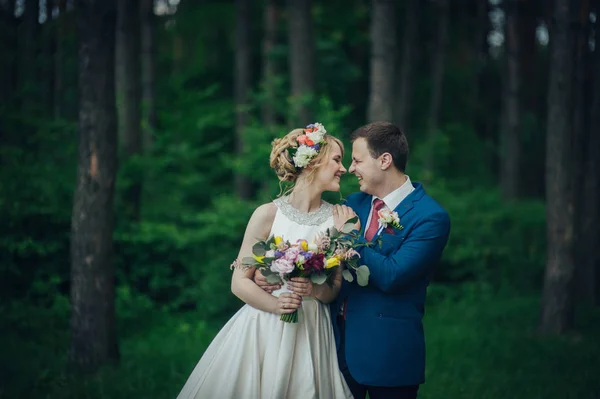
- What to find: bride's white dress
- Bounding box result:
[176,197,353,399]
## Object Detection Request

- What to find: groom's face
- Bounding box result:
[349,138,384,196]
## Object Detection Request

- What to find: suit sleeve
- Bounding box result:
[356,211,450,293]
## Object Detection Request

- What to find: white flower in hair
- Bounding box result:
[293,145,318,168]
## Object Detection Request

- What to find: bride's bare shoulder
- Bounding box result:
[253,202,277,222]
[246,202,277,238]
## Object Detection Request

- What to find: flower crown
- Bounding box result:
[287,123,328,169]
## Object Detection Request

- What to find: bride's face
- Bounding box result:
[314,142,346,192]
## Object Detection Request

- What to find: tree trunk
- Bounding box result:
[425,0,449,171]
[500,0,521,199]
[43,0,55,116]
[539,0,576,334]
[582,45,600,306]
[172,34,183,78]
[287,0,315,125]
[0,0,17,108]
[140,0,156,151]
[367,0,396,123]
[69,0,119,371]
[517,0,538,114]
[117,0,142,221]
[261,0,279,127]
[234,0,254,200]
[17,0,40,110]
[53,0,66,119]
[575,0,599,305]
[472,0,491,139]
[394,0,417,129]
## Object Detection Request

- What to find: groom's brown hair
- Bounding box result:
[350,121,409,172]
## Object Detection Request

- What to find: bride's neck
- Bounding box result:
[288,182,323,213]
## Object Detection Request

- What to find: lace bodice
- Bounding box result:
[272,196,334,226]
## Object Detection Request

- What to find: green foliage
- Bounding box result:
[0,111,76,303]
[410,123,495,185]
[428,184,546,293]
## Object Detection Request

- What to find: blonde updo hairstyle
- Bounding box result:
[270,128,344,193]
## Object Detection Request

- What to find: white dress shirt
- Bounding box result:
[364,175,415,236]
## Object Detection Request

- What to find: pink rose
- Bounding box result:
[270,258,295,276]
[283,246,301,262]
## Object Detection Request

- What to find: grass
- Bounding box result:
[420,294,600,398]
[1,290,599,399]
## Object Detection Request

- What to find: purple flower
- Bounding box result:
[310,144,321,151]
[274,251,284,258]
[300,251,313,260]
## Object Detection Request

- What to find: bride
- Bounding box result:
[176,124,357,399]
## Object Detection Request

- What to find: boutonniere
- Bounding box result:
[378,209,403,230]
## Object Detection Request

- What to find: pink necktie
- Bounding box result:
[365,199,385,241]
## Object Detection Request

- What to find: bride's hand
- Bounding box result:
[275,292,302,315]
[288,277,314,297]
[333,205,360,231]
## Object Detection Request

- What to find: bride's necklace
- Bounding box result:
[274,196,333,226]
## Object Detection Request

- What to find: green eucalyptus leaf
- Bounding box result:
[242,257,256,266]
[266,274,282,283]
[310,273,328,285]
[253,242,266,256]
[341,223,356,234]
[342,269,354,283]
[356,265,370,286]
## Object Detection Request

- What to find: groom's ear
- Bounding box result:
[379,153,393,170]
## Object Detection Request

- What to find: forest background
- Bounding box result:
[1,0,599,398]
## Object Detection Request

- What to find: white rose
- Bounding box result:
[308,123,326,143]
[307,131,324,143]
[378,209,392,225]
[307,243,318,252]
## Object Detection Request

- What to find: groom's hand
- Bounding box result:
[288,277,314,297]
[254,269,282,293]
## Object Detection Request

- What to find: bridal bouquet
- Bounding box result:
[237,218,371,323]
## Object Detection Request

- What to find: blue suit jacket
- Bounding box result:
[331,182,450,386]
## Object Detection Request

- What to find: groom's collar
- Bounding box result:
[357,182,425,220]
[371,175,415,212]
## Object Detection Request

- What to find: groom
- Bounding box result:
[332,121,450,399]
